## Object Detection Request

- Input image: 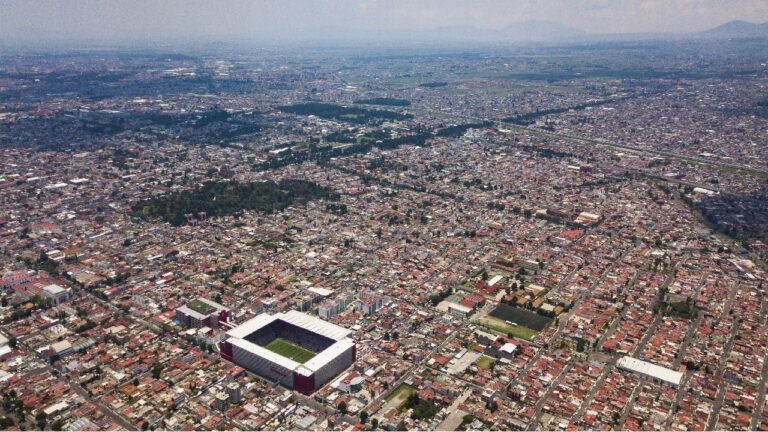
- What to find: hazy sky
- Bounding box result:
[2,0,768,46]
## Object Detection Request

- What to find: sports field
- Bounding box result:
[489,303,552,331]
[264,338,316,363]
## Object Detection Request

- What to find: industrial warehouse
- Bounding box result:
[220,310,356,395]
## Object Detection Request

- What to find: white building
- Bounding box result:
[355,293,385,315]
[617,356,683,387]
[448,303,472,317]
[43,284,71,305]
[226,381,242,404]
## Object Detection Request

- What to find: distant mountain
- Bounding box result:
[427,20,768,44]
[700,20,768,38]
[206,18,768,47]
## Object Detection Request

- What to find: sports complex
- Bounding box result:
[220,310,355,394]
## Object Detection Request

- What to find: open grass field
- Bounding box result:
[386,384,416,403]
[264,338,316,363]
[474,317,538,341]
[475,355,496,371]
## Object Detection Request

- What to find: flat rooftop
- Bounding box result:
[617,356,683,386]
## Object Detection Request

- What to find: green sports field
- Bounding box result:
[264,338,316,363]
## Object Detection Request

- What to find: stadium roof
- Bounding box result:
[226,310,355,373]
[227,312,278,340]
[281,310,352,341]
[303,339,355,373]
[227,310,351,342]
[228,336,301,370]
[617,356,683,386]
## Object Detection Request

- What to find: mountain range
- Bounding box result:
[699,20,768,38]
[413,20,768,44]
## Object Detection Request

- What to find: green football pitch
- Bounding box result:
[264,338,316,363]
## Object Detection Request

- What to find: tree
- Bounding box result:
[371,418,379,429]
[35,412,47,430]
[338,401,348,415]
[152,364,163,379]
[51,419,64,431]
[405,392,420,408]
[360,411,369,424]
[487,400,499,412]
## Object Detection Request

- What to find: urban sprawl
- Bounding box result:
[0,39,767,431]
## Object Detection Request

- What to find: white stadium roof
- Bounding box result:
[303,339,355,373]
[226,310,354,373]
[227,313,278,339]
[228,336,300,370]
[280,310,352,341]
[227,310,351,341]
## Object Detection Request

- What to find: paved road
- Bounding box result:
[435,388,473,431]
[367,330,459,415]
[568,260,677,428]
[750,292,768,430]
[706,281,742,431]
[514,250,627,430]
[19,347,137,430]
[527,362,573,429]
[661,273,710,429]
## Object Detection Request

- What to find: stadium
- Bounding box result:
[220,310,355,394]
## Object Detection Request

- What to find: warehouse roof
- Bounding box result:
[617,356,683,386]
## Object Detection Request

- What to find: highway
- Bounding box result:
[407,107,768,178]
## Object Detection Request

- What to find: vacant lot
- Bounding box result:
[476,355,496,371]
[264,338,316,363]
[387,383,416,403]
